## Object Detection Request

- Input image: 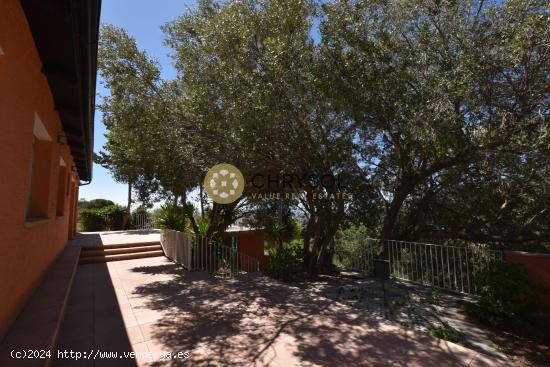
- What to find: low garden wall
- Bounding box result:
[160,229,193,269]
[160,229,261,277]
[222,229,268,270]
[504,251,550,307]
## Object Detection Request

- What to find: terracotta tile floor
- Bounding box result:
[54,256,510,366]
[69,230,161,247]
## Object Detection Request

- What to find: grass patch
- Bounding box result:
[427,325,461,343]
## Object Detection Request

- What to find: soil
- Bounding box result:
[295,272,550,367]
[478,312,550,367]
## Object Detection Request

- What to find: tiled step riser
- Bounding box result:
[79,250,164,264]
[81,245,161,257]
[80,241,161,251]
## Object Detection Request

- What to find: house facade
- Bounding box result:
[0,0,100,338]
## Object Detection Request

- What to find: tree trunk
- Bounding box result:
[318,242,335,273]
[303,194,345,276]
[316,198,345,273]
[381,185,410,239]
[181,189,199,235]
[308,243,319,276]
[204,201,240,239]
[379,178,416,259]
[302,219,312,272]
[127,182,132,212]
[205,203,220,238]
[187,211,199,235]
[122,182,132,229]
[307,215,322,276]
[199,183,205,220]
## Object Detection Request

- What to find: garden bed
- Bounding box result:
[295,272,549,366]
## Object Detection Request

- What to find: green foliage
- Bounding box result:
[78,199,115,210]
[474,262,539,326]
[97,0,550,272]
[132,207,148,216]
[78,204,126,231]
[131,206,148,226]
[429,289,441,306]
[78,209,105,232]
[322,0,549,242]
[427,325,461,343]
[265,219,299,247]
[101,205,126,231]
[155,204,187,232]
[265,243,303,282]
[245,201,301,250]
[196,218,208,236]
[334,226,381,269]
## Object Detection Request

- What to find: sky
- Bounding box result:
[80,0,195,206]
[81,0,321,207]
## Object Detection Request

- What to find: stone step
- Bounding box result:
[81,244,161,256]
[79,250,164,264]
[80,241,160,251]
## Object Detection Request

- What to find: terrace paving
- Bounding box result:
[69,229,161,248]
[297,274,509,363]
[54,253,511,366]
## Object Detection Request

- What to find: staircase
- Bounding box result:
[79,241,164,264]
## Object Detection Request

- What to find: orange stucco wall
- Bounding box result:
[0,0,81,339]
[224,230,268,269]
[504,252,550,307]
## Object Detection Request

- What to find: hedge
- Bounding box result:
[78,205,127,232]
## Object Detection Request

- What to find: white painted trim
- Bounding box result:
[33,113,52,141]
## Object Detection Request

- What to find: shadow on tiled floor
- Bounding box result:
[55,261,137,367]
[69,230,160,248]
[55,256,510,366]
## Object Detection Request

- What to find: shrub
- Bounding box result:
[428,288,441,306]
[101,205,126,230]
[265,244,302,282]
[78,205,127,231]
[197,217,208,236]
[264,219,299,247]
[130,207,149,227]
[474,262,539,326]
[78,208,105,231]
[156,204,187,231]
[334,225,382,269]
[132,206,148,216]
[78,198,115,210]
[427,325,461,343]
